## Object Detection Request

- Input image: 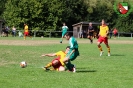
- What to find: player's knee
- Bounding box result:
[58,66,65,71]
[97,42,100,46]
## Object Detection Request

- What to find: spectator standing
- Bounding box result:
[12,26,16,37]
[113,28,118,39]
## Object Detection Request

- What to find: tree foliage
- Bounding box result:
[1,0,133,33]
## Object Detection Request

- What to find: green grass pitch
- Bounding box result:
[0,37,133,88]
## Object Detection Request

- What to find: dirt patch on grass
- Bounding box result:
[0,60,16,67]
[0,39,133,46]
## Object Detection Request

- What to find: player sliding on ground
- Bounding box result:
[97,19,111,56]
[41,46,74,71]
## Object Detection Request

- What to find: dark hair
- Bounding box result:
[65,32,72,37]
[66,46,70,49]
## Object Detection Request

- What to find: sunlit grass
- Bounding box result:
[0,37,133,88]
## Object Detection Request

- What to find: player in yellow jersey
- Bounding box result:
[41,46,71,71]
[97,19,110,56]
[24,23,32,40]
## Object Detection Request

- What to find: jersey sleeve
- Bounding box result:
[55,51,63,56]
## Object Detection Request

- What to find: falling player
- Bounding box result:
[41,46,71,71]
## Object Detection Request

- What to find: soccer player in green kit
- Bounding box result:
[60,23,68,43]
[62,32,80,72]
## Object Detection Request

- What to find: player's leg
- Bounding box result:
[60,35,63,43]
[104,37,110,56]
[60,32,66,43]
[90,35,93,43]
[28,31,33,39]
[43,59,60,71]
[24,34,26,40]
[24,32,27,40]
[43,62,52,70]
[97,36,103,56]
[63,57,75,72]
[88,34,93,44]
[60,31,65,43]
[58,66,65,71]
[63,52,78,72]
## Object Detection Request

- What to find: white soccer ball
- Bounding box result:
[20,61,27,68]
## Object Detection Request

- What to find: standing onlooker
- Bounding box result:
[87,22,94,43]
[5,26,9,37]
[12,26,16,37]
[60,23,68,43]
[113,28,118,39]
[97,19,111,56]
[79,30,83,38]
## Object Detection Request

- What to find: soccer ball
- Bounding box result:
[20,61,27,68]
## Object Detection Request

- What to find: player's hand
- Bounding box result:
[41,54,45,57]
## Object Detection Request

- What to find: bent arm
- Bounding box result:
[67,49,75,58]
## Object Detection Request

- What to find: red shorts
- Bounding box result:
[98,36,108,44]
[51,57,63,70]
[24,32,29,36]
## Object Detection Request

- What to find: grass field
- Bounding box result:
[0,37,133,88]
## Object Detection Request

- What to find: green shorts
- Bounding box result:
[67,50,79,61]
[62,31,67,37]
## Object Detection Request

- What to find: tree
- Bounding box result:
[0,0,7,19]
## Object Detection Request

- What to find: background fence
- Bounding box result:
[1,30,133,39]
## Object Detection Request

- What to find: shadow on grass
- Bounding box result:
[76,68,97,73]
[111,54,125,56]
[76,70,97,73]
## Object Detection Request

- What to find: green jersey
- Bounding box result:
[62,26,68,33]
[69,36,78,50]
[67,36,79,61]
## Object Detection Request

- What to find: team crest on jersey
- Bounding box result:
[113,0,133,17]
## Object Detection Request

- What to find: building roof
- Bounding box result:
[72,22,109,26]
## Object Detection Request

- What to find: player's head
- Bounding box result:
[65,46,70,54]
[63,22,66,26]
[24,23,27,26]
[101,19,105,25]
[65,32,72,40]
[89,22,92,26]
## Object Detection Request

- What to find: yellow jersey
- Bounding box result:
[55,51,66,65]
[99,25,109,37]
[24,25,28,32]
